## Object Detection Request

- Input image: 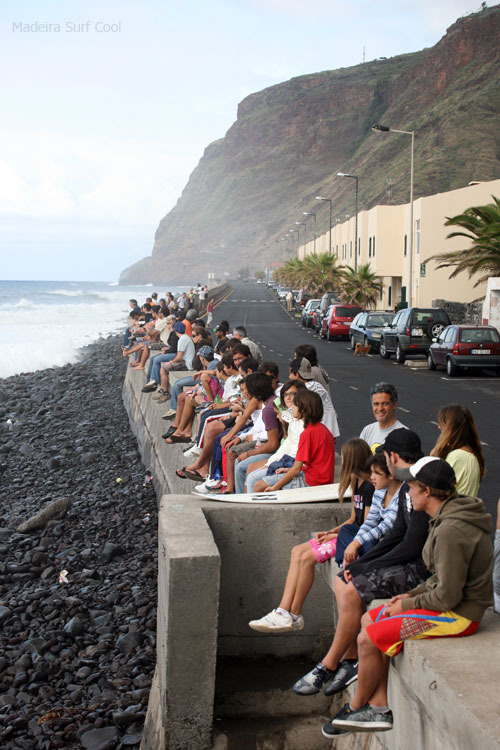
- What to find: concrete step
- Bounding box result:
[214,657,340,719]
[212,715,334,750]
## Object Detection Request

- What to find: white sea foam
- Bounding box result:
[0,281,189,379]
[0,299,126,379]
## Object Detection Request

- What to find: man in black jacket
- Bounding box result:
[292,429,428,697]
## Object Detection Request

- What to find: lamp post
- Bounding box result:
[289,228,300,254]
[295,221,307,256]
[303,212,317,254]
[316,196,332,255]
[337,173,358,271]
[372,123,415,307]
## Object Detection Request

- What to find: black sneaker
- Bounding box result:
[292,662,336,695]
[321,719,352,739]
[332,702,393,732]
[324,659,358,696]
[142,380,158,393]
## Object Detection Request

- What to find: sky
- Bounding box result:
[0,0,484,281]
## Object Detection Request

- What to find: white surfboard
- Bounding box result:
[193,482,351,504]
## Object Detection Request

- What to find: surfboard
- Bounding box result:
[193,482,351,504]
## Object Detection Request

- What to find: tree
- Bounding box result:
[339,263,383,307]
[255,270,265,281]
[302,253,345,295]
[426,196,500,286]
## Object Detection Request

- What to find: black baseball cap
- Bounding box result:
[376,428,422,456]
[395,456,456,491]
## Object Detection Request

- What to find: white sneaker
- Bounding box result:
[183,445,201,458]
[248,609,303,633]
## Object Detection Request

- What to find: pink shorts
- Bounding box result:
[309,536,337,564]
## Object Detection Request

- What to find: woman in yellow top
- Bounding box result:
[431,404,485,495]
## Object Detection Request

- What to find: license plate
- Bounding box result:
[471,349,490,355]
[411,327,423,336]
[344,321,351,325]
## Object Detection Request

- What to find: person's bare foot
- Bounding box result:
[133,365,145,370]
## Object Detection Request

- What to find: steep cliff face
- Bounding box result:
[120,5,500,285]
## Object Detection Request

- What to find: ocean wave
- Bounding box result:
[51,289,86,296]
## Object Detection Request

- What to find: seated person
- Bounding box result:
[154,322,196,403]
[252,389,334,493]
[323,457,493,737]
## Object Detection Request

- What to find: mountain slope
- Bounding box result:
[120,5,500,284]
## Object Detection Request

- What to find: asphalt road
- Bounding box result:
[214,281,500,519]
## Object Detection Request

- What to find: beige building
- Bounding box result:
[299,178,500,309]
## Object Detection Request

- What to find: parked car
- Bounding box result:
[321,304,364,341]
[349,311,395,351]
[379,307,452,363]
[277,286,290,300]
[295,289,310,309]
[314,291,341,333]
[301,298,320,327]
[427,325,500,376]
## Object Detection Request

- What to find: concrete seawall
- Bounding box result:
[122,367,500,750]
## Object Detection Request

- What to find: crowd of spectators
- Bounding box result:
[122,291,499,738]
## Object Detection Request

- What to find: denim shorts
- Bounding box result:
[260,470,308,490]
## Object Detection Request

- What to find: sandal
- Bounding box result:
[166,435,192,444]
[184,469,207,482]
[162,426,177,439]
[175,467,188,479]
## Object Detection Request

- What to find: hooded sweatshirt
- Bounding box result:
[401,493,493,621]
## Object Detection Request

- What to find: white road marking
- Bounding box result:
[398,407,410,413]
[481,441,490,447]
[429,420,439,426]
[349,386,359,391]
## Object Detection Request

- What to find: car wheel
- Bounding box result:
[446,357,459,377]
[395,342,406,364]
[350,335,356,350]
[379,339,390,359]
[302,317,306,327]
[428,322,445,339]
[427,352,436,370]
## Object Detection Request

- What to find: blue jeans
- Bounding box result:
[235,453,272,494]
[171,376,196,410]
[150,353,176,383]
[246,466,269,494]
[335,523,378,564]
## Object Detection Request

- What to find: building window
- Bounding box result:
[350,240,352,258]
[372,236,376,257]
[416,219,420,255]
[388,286,392,307]
[358,237,361,255]
[335,244,338,257]
[404,234,407,257]
[368,237,372,257]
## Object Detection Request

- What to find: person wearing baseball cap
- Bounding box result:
[293,426,427,699]
[324,456,493,736]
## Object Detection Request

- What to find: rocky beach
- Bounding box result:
[0,336,156,750]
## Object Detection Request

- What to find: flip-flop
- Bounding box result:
[184,469,207,482]
[175,467,188,479]
[166,435,192,444]
[162,426,177,439]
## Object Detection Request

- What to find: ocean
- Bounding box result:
[0,280,189,379]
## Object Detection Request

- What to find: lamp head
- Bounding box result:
[371,124,390,132]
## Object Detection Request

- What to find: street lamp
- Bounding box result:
[316,196,332,255]
[337,173,358,271]
[289,228,300,254]
[295,221,307,255]
[372,123,415,306]
[303,212,317,253]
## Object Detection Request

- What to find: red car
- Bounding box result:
[321,304,364,341]
[427,324,500,376]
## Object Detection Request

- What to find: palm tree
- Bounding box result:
[339,263,383,308]
[427,196,500,286]
[302,253,345,295]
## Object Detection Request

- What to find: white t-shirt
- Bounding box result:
[223,374,240,400]
[360,420,407,453]
[155,318,170,346]
[305,380,340,438]
[177,333,195,370]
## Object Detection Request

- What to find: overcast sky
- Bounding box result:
[0,0,482,281]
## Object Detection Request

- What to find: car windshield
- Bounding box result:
[367,314,393,327]
[458,328,500,343]
[334,307,362,317]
